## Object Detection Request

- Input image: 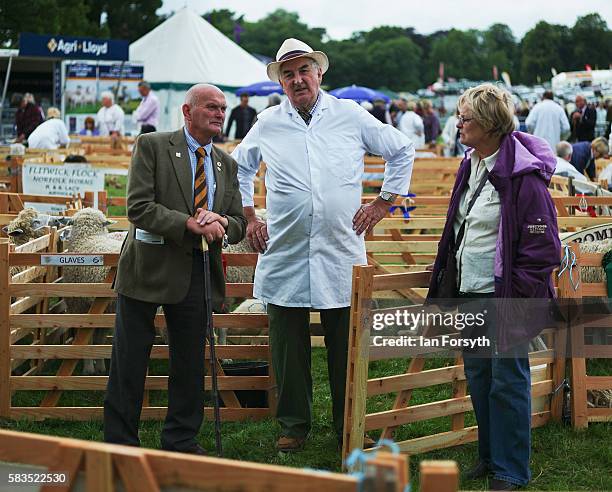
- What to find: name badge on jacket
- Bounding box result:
[135,228,165,245]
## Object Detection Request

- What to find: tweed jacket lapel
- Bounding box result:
[168,129,193,214]
[210,145,226,213]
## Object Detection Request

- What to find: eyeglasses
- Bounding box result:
[457,115,474,125]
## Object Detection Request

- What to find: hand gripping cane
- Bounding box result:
[201,235,223,456]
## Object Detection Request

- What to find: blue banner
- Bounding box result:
[66,63,97,78]
[19,32,128,61]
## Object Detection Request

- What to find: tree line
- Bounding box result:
[1,2,610,91]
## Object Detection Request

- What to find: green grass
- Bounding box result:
[1,350,611,490]
[104,174,127,216]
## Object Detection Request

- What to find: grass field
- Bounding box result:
[1,350,610,491]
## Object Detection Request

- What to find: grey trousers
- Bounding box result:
[104,252,207,451]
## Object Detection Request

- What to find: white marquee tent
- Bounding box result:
[130,8,269,131]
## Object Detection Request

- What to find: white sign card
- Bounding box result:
[23,163,105,197]
[41,255,104,266]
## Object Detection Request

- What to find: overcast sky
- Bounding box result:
[159,0,611,40]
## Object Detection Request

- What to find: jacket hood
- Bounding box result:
[495,131,556,184]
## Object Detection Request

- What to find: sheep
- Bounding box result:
[218,298,267,355]
[61,208,124,375]
[3,208,71,277]
[224,208,267,285]
[3,208,70,247]
[219,210,267,346]
[578,239,612,284]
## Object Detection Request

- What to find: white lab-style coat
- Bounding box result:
[397,111,425,149]
[96,104,125,136]
[525,99,570,151]
[233,92,414,308]
[27,118,69,149]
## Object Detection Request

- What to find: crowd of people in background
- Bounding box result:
[380,90,611,190]
[10,78,612,192]
[12,80,162,146]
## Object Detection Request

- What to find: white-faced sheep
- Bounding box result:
[219,209,266,345]
[578,239,612,284]
[3,207,71,245]
[61,208,124,375]
[3,208,71,277]
[216,298,267,348]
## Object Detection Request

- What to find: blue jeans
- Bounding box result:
[463,350,532,486]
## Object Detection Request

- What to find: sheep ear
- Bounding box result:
[2,226,8,235]
[54,217,72,226]
[8,228,24,237]
[59,228,72,242]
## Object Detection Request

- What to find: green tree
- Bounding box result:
[429,29,486,82]
[0,0,106,47]
[482,23,517,79]
[96,0,163,42]
[203,9,244,41]
[321,39,369,89]
[240,9,326,58]
[354,26,406,44]
[364,37,422,91]
[520,21,571,83]
[571,13,612,70]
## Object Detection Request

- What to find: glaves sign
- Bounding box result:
[19,33,128,61]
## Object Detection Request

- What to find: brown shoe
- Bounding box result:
[276,436,306,453]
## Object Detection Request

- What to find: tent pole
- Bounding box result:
[0,56,14,140]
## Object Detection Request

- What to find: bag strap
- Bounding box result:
[452,168,490,254]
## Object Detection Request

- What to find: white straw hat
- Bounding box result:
[266,38,329,83]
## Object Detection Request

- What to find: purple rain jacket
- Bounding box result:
[427,131,562,351]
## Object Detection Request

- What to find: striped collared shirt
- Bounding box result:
[292,92,321,124]
[183,127,215,210]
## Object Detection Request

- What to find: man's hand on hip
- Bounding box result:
[352,198,389,236]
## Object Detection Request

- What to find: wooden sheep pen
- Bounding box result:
[340,263,573,464]
[0,235,277,422]
[561,242,612,428]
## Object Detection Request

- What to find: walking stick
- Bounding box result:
[201,236,223,456]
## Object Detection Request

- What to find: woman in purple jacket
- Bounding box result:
[427,84,560,491]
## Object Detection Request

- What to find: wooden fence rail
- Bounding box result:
[341,261,571,464]
[560,242,612,429]
[0,429,414,492]
[0,238,276,422]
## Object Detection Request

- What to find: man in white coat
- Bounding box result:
[231,38,414,453]
[96,91,125,136]
[525,91,570,151]
[398,100,425,149]
[27,107,69,149]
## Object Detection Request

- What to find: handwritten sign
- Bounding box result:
[22,163,105,197]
